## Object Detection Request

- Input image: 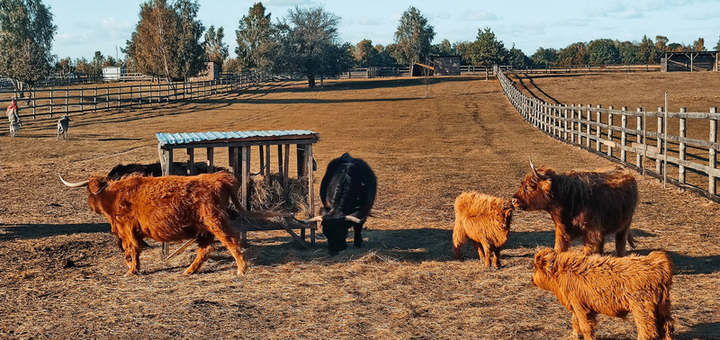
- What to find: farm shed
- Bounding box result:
[190,61,221,81]
[661,51,719,72]
[156,130,320,252]
[429,56,461,75]
[102,66,125,81]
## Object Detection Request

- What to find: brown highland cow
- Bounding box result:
[532,248,674,340]
[512,162,638,256]
[452,192,514,268]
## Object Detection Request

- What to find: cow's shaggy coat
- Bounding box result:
[452,192,513,267]
[512,165,638,255]
[532,248,674,340]
[70,171,249,276]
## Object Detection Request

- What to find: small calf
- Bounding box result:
[57,114,70,139]
[532,248,674,340]
[452,192,514,268]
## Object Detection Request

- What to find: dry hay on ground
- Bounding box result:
[0,75,718,339]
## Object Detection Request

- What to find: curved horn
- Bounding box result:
[345,215,362,224]
[529,159,539,177]
[59,173,89,188]
[302,216,323,223]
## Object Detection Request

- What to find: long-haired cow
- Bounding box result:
[452,192,514,268]
[532,248,674,340]
[61,171,249,276]
[512,161,638,256]
[304,153,377,255]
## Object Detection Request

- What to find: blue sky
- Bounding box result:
[44,0,720,60]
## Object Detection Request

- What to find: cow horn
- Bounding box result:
[345,215,362,224]
[302,216,323,223]
[59,174,89,188]
[529,159,539,177]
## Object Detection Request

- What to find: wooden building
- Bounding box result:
[662,51,719,72]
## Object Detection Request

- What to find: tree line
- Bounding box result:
[1,0,720,91]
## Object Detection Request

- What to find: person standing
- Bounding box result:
[6,98,21,137]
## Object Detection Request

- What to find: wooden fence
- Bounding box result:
[496,68,720,202]
[5,71,266,121]
[512,64,661,74]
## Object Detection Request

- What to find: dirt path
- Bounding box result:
[0,76,718,339]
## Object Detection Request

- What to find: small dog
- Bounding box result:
[57,114,70,139]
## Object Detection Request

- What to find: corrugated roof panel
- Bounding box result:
[156,130,318,146]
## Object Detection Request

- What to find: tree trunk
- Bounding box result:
[307,74,315,88]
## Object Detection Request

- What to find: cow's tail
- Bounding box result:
[647,250,675,340]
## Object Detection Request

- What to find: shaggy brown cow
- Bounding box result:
[512,162,637,256]
[452,192,514,267]
[61,171,249,276]
[532,248,674,340]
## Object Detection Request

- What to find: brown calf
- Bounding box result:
[532,248,674,340]
[452,192,514,268]
[61,171,249,276]
[512,162,638,255]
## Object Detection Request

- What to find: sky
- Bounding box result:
[44,0,720,61]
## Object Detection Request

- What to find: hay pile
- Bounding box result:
[234,173,310,228]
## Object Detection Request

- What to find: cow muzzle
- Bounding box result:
[511,198,525,210]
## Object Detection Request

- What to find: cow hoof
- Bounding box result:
[124,270,139,277]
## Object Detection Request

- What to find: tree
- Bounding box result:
[462,28,507,67]
[637,35,657,64]
[531,47,558,68]
[507,45,530,69]
[54,57,73,80]
[586,39,620,65]
[556,42,586,66]
[655,35,668,53]
[617,41,640,65]
[75,57,90,74]
[716,36,720,51]
[90,51,105,74]
[0,0,56,96]
[235,2,277,71]
[354,39,379,67]
[692,37,705,51]
[276,6,349,87]
[125,0,205,81]
[431,39,453,56]
[391,6,435,65]
[204,25,228,67]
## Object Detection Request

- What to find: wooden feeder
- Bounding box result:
[156,130,320,257]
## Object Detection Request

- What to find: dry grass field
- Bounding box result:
[0,74,718,339]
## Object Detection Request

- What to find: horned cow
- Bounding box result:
[452,192,514,268]
[532,248,674,340]
[61,171,249,276]
[304,153,377,255]
[512,162,638,256]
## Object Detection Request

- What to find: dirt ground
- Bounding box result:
[0,75,718,339]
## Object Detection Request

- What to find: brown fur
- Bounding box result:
[512,165,638,256]
[85,171,249,276]
[452,192,514,268]
[532,248,674,340]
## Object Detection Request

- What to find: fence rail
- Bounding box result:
[497,68,720,202]
[512,64,661,74]
[5,71,266,122]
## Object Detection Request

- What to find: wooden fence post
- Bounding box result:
[710,107,718,195]
[65,88,69,114]
[563,105,569,140]
[679,107,687,184]
[636,108,644,170]
[80,88,84,112]
[586,104,592,148]
[94,86,98,112]
[657,107,664,174]
[607,106,614,157]
[49,89,53,117]
[595,105,602,151]
[621,107,628,162]
[32,88,36,119]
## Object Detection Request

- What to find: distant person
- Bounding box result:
[6,98,21,137]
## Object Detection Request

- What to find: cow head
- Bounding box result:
[531,247,557,289]
[497,200,515,230]
[305,213,362,256]
[512,160,555,211]
[59,174,110,214]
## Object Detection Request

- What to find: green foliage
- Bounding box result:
[235,2,278,71]
[637,35,657,64]
[585,39,620,65]
[354,39,380,67]
[275,6,350,87]
[716,36,720,51]
[0,0,56,93]
[556,42,586,66]
[655,35,668,53]
[692,37,705,52]
[430,39,454,56]
[124,0,205,81]
[617,41,640,64]
[531,47,558,68]
[204,25,229,67]
[507,45,530,69]
[461,28,508,67]
[392,6,435,65]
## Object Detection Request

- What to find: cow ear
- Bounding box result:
[539,178,552,194]
[534,248,556,272]
[88,177,108,195]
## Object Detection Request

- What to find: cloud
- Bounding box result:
[682,10,720,20]
[458,10,499,22]
[349,17,387,26]
[262,0,316,7]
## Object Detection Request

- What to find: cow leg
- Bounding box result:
[491,247,502,268]
[353,223,363,248]
[209,220,247,275]
[184,234,215,275]
[582,229,602,255]
[632,303,660,340]
[571,305,596,340]
[122,239,141,276]
[480,240,493,268]
[615,228,629,257]
[472,241,485,264]
[452,224,467,260]
[554,223,570,252]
